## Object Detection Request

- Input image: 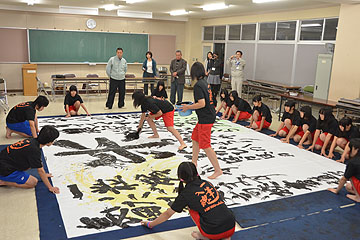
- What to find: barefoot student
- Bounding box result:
[222,91,238,120]
[151,80,168,100]
[141,162,235,240]
[215,88,230,116]
[295,106,317,149]
[230,92,252,123]
[64,85,90,118]
[248,95,272,132]
[6,96,49,139]
[132,90,187,151]
[0,126,60,194]
[328,138,360,202]
[181,62,223,179]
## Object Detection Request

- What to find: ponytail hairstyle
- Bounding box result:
[220,88,229,102]
[299,106,312,121]
[177,162,201,194]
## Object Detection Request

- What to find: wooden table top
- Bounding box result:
[278,93,337,107]
[247,79,301,90]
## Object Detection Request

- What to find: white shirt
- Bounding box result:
[147,60,153,74]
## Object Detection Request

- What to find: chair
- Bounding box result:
[0,78,9,113]
[36,77,55,102]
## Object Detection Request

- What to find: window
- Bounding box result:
[241,24,256,40]
[214,26,226,40]
[259,22,276,40]
[203,26,214,41]
[229,25,241,40]
[276,21,296,40]
[323,18,338,41]
[300,19,324,41]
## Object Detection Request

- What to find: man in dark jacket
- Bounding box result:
[170,50,187,105]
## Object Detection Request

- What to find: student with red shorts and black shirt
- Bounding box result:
[294,106,317,149]
[328,138,360,202]
[222,90,238,120]
[307,107,338,156]
[215,89,230,116]
[132,91,187,151]
[248,95,272,131]
[181,62,223,179]
[64,85,91,118]
[327,117,360,161]
[141,162,235,240]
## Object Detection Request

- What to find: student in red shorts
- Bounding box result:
[64,85,90,118]
[247,95,272,132]
[132,90,187,151]
[215,88,230,116]
[181,62,223,179]
[141,162,235,240]
[307,107,338,156]
[328,138,360,202]
[221,90,237,120]
[230,93,252,123]
[294,106,317,149]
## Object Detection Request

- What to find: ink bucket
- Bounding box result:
[176,102,193,117]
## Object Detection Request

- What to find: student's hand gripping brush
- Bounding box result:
[125,115,147,141]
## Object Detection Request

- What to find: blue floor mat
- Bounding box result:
[231,189,354,228]
[232,204,360,240]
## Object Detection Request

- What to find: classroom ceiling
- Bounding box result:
[0,0,359,20]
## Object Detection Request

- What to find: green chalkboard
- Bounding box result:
[29,29,148,63]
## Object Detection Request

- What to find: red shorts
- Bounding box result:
[191,123,213,149]
[65,105,76,113]
[315,132,334,146]
[238,112,252,120]
[255,120,271,129]
[297,130,315,140]
[189,209,235,240]
[351,177,360,195]
[281,125,303,135]
[151,110,174,127]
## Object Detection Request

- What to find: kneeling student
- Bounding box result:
[328,138,360,202]
[247,95,272,131]
[216,89,230,116]
[151,80,168,100]
[132,91,187,151]
[64,85,90,117]
[271,100,301,139]
[295,106,317,149]
[222,90,238,120]
[0,125,60,194]
[327,117,360,160]
[6,96,49,139]
[141,162,235,240]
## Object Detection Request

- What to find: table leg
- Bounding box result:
[278,96,284,121]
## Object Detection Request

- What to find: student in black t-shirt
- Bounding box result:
[64,85,90,118]
[307,107,338,156]
[327,117,360,161]
[141,162,235,239]
[247,95,272,131]
[295,106,318,149]
[6,96,49,139]
[215,89,229,116]
[0,126,60,194]
[230,95,252,123]
[328,138,360,202]
[271,101,301,140]
[132,91,187,151]
[151,80,168,100]
[222,90,238,120]
[181,62,223,179]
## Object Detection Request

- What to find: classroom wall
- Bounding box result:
[328,4,360,101]
[0,10,186,90]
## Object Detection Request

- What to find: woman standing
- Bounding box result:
[142,51,157,95]
[204,51,213,80]
[207,52,221,101]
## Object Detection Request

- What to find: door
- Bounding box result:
[202,46,212,63]
[314,54,333,100]
[214,43,225,78]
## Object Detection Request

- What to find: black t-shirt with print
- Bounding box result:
[64,93,83,108]
[151,89,168,99]
[6,101,36,124]
[336,125,360,139]
[234,98,252,114]
[300,115,317,133]
[0,138,42,176]
[141,98,174,114]
[316,116,339,135]
[171,179,235,235]
[281,110,301,126]
[253,103,272,123]
[344,155,360,180]
[193,79,216,124]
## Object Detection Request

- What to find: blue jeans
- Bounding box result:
[170,79,184,104]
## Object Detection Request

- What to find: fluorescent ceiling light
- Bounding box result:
[170,10,189,16]
[59,6,99,15]
[301,23,322,27]
[103,4,121,11]
[202,3,228,11]
[117,10,152,19]
[126,0,144,4]
[27,0,36,5]
[253,0,281,3]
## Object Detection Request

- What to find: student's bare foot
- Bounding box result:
[208,170,223,179]
[5,127,12,139]
[232,120,237,123]
[148,135,159,139]
[191,231,208,240]
[346,194,360,202]
[178,144,187,151]
[0,180,6,186]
